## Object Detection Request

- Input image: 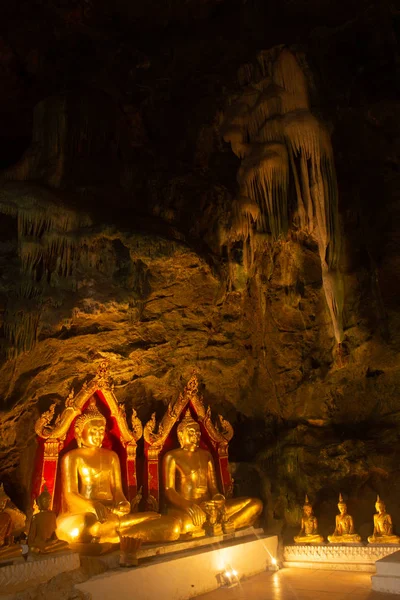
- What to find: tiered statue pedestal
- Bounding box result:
[0,551,80,595]
[284,544,400,573]
[372,550,400,594]
[77,529,278,600]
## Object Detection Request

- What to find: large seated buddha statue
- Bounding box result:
[368,496,400,544]
[56,399,180,545]
[327,493,361,544]
[162,410,263,537]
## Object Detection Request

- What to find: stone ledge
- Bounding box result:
[0,551,80,593]
[284,544,400,572]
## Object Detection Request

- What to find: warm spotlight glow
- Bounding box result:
[225,571,232,578]
[231,569,238,577]
[70,528,80,539]
[271,557,277,565]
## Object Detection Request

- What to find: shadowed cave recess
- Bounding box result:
[0,0,399,546]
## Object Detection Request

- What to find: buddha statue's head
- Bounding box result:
[303,494,313,517]
[177,410,201,451]
[338,493,347,514]
[74,398,106,448]
[36,485,52,511]
[375,495,386,513]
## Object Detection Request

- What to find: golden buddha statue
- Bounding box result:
[56,399,180,545]
[294,495,324,544]
[327,493,361,543]
[28,485,70,553]
[368,495,400,544]
[0,486,22,561]
[162,410,262,537]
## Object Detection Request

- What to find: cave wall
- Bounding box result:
[0,0,399,539]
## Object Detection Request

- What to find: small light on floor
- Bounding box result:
[268,556,279,571]
[218,566,240,588]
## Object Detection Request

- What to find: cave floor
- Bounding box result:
[195,567,393,599]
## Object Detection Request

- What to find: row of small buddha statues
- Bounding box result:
[295,494,400,544]
[0,402,262,562]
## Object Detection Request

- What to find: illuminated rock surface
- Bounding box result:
[0,0,399,553]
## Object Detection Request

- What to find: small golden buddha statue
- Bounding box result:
[368,495,400,544]
[56,398,180,545]
[162,410,262,537]
[0,486,22,561]
[28,485,70,553]
[294,495,324,544]
[327,493,361,543]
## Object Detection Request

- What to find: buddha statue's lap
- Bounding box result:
[162,411,262,537]
[56,399,180,545]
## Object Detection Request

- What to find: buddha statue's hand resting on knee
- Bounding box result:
[327,494,361,544]
[56,399,180,545]
[162,410,262,538]
[294,495,324,544]
[368,496,400,544]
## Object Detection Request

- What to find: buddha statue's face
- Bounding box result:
[178,423,201,451]
[376,502,385,514]
[338,504,347,515]
[79,418,106,448]
[304,505,312,517]
[38,494,51,511]
[0,498,6,512]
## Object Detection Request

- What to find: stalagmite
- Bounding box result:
[222,47,344,344]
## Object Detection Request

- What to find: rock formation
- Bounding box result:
[0,0,398,548]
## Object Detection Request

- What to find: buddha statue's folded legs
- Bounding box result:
[57,510,180,544]
[225,497,263,529]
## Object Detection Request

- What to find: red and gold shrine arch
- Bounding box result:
[33,361,142,513]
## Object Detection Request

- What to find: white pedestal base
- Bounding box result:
[77,534,278,600]
[0,551,80,593]
[372,550,400,594]
[284,544,400,572]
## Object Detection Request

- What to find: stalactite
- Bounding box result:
[0,184,92,356]
[222,47,344,345]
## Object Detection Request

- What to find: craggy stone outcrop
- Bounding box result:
[0,0,399,545]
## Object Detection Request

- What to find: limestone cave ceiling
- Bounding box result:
[0,0,399,534]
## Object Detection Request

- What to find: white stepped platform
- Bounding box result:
[372,550,400,594]
[0,551,80,594]
[284,544,400,572]
[77,534,278,600]
[81,526,263,571]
